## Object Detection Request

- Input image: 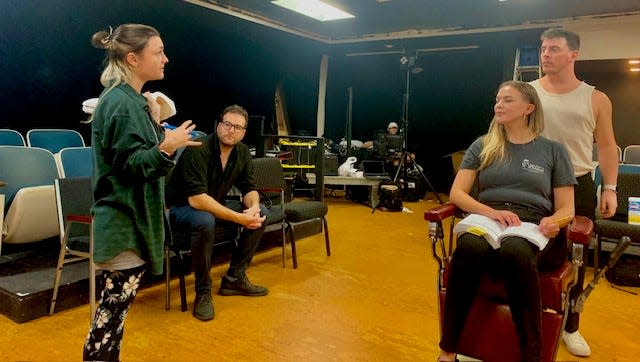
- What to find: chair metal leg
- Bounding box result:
[179,267,188,312]
[322,217,330,256]
[594,234,601,274]
[164,244,171,311]
[179,278,187,312]
[166,244,189,312]
[178,252,188,312]
[89,225,96,319]
[281,224,286,268]
[89,258,96,318]
[49,242,68,316]
[287,225,298,269]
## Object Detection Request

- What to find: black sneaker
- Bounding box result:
[219,275,268,296]
[193,292,214,321]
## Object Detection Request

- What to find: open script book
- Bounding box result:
[453,213,549,250]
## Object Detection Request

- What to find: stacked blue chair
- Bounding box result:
[592,143,622,163]
[623,145,640,165]
[0,146,60,254]
[26,128,85,154]
[0,129,26,146]
[57,146,93,178]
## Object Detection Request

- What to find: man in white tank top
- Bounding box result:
[531,28,619,357]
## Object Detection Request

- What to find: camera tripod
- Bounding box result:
[392,55,443,204]
[392,142,443,204]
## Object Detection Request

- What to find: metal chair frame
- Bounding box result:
[49,177,96,318]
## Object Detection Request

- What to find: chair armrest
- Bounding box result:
[424,203,457,222]
[566,215,593,245]
[68,214,92,224]
[425,204,458,269]
[258,187,284,194]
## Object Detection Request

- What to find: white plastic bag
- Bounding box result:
[338,156,357,176]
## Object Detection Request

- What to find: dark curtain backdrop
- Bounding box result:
[324,38,522,190]
[0,1,556,191]
[0,0,327,148]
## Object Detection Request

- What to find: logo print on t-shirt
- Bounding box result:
[521,159,545,173]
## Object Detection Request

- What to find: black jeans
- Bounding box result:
[565,174,597,332]
[170,201,267,294]
[439,204,567,362]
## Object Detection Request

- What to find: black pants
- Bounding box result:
[439,205,567,362]
[83,265,146,362]
[170,201,267,294]
[565,174,597,332]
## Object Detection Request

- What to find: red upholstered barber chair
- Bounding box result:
[425,204,593,362]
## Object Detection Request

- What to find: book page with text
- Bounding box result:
[499,222,549,250]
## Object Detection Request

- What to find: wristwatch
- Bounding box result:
[602,184,617,192]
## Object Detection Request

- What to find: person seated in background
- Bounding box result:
[165,104,269,322]
[387,121,399,135]
[382,121,417,171]
[437,81,576,362]
[363,121,400,150]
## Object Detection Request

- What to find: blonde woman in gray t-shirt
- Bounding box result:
[437,81,576,362]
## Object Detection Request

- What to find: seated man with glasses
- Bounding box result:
[166,104,269,321]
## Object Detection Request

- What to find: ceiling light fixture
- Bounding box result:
[630,67,640,72]
[345,45,479,57]
[345,50,405,57]
[416,45,480,53]
[271,0,355,22]
[629,60,640,65]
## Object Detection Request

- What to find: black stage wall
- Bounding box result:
[1,1,638,192]
[0,0,326,146]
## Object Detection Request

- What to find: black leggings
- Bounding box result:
[439,205,567,361]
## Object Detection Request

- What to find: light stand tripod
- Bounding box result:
[392,56,443,204]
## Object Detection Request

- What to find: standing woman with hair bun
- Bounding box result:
[85,24,201,361]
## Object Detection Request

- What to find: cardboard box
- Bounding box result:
[628,197,640,225]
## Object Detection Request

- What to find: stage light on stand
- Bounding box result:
[393,53,443,204]
[400,55,416,70]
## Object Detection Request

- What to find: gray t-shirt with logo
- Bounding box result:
[460,136,577,217]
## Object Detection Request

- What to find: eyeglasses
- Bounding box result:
[220,121,246,132]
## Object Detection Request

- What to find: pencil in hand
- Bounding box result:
[550,215,573,228]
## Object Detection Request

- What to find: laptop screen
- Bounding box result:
[363,160,386,176]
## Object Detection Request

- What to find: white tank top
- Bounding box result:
[530,80,595,177]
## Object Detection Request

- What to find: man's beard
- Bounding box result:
[218,135,239,148]
[220,141,236,147]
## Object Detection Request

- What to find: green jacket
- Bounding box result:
[91,83,175,275]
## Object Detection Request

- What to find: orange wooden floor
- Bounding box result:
[0,196,638,361]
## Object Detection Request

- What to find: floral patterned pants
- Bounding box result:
[83,265,146,362]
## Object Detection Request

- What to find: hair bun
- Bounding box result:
[91,27,114,49]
